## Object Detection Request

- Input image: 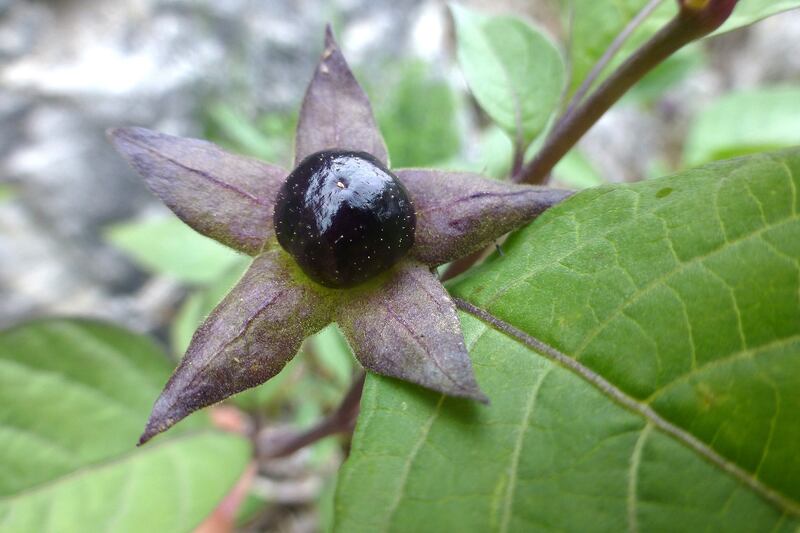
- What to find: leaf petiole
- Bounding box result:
[515,1,735,185]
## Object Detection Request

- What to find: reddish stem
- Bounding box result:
[258,371,366,459]
[565,0,666,114]
[516,9,724,185]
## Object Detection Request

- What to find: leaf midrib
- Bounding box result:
[487,28,525,150]
[453,298,800,518]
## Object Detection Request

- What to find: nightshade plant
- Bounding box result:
[109,26,572,444]
[5,0,800,531]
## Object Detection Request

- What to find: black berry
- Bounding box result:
[274,150,416,288]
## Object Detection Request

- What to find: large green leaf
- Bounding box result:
[685,86,800,166]
[563,0,800,96]
[105,215,243,284]
[335,149,800,530]
[452,5,565,145]
[0,319,251,533]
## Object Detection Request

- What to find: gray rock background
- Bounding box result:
[3,0,800,331]
[2,0,800,332]
[0,0,429,330]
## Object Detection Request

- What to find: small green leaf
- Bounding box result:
[337,149,800,530]
[452,5,565,145]
[552,149,605,189]
[685,86,800,166]
[447,125,516,180]
[0,319,250,533]
[563,1,800,96]
[106,215,243,284]
[476,126,514,180]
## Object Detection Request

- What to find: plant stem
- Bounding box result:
[515,9,719,185]
[440,247,488,282]
[510,137,526,177]
[258,371,366,459]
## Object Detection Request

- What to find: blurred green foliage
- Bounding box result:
[0,183,16,202]
[200,60,462,171]
[555,0,800,97]
[0,320,250,533]
[684,85,800,166]
[203,103,297,168]
[627,46,704,104]
[105,216,243,284]
[170,258,250,354]
[374,61,460,167]
[552,150,605,189]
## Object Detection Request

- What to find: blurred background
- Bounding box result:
[1,0,800,530]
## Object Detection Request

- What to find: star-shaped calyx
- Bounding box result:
[109,26,572,444]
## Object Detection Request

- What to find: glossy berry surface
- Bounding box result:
[274,150,416,288]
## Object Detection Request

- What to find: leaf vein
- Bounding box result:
[0,424,78,465]
[0,358,141,419]
[101,461,137,533]
[753,367,781,479]
[571,216,796,360]
[773,157,797,216]
[645,333,800,402]
[664,282,697,370]
[702,264,748,350]
[627,423,652,533]
[498,365,553,533]
[453,298,800,517]
[381,395,446,531]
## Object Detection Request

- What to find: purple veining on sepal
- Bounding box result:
[294,25,389,167]
[108,127,286,255]
[397,169,573,266]
[338,261,488,403]
[139,250,332,444]
[108,23,588,446]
